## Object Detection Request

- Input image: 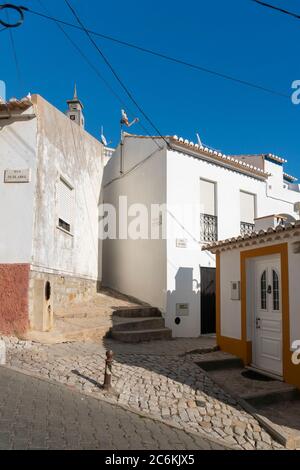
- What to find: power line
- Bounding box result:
[63,0,170,147]
[36,0,155,141]
[25,5,289,99]
[252,0,300,20]
[5,10,22,93]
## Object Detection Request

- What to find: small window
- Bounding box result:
[57,177,74,234]
[261,270,267,310]
[273,270,280,311]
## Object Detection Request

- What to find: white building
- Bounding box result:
[204,215,300,390]
[103,134,300,338]
[0,91,105,335]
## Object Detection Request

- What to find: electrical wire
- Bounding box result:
[252,0,300,21]
[25,5,289,99]
[63,0,170,147]
[0,4,26,28]
[36,0,158,144]
[5,10,22,93]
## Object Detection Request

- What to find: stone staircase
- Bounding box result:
[110,307,172,343]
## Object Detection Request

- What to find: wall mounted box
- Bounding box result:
[176,303,189,316]
[230,281,240,300]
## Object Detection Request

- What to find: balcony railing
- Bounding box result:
[240,221,255,236]
[200,214,218,243]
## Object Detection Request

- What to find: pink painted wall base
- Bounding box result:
[0,264,30,335]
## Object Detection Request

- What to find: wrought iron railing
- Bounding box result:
[200,214,218,243]
[240,221,255,236]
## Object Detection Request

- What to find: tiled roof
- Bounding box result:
[170,136,270,178]
[284,172,298,183]
[0,95,33,112]
[203,220,300,252]
[123,134,270,179]
[230,153,287,164]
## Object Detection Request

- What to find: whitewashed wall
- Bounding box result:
[288,237,300,346]
[103,136,167,311]
[32,95,104,281]
[218,234,300,351]
[0,110,37,263]
[103,137,300,338]
[166,149,299,337]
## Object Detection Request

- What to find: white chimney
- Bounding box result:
[254,214,287,232]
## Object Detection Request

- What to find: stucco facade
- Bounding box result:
[103,135,300,338]
[0,95,105,334]
[204,222,300,389]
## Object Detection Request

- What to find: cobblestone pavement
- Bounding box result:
[0,366,225,450]
[1,336,283,450]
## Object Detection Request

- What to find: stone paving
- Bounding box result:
[0,366,224,450]
[0,335,283,450]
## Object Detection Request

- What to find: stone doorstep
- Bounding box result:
[0,364,233,451]
[243,387,300,406]
[197,357,244,372]
[197,364,299,450]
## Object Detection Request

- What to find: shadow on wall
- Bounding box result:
[166,267,200,337]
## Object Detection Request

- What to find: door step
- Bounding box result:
[246,365,284,382]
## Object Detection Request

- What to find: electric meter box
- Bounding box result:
[230,281,240,300]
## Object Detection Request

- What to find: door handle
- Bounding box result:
[267,285,272,294]
[256,318,261,329]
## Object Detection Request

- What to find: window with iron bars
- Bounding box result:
[200,214,218,243]
[240,221,255,236]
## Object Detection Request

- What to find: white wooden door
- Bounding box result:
[253,257,283,377]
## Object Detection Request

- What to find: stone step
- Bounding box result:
[111,327,172,343]
[54,311,101,320]
[22,326,109,345]
[112,307,162,318]
[112,317,165,332]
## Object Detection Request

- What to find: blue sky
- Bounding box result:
[1,0,300,177]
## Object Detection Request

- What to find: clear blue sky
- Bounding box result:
[1,0,300,177]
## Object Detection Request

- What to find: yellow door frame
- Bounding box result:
[216,243,300,388]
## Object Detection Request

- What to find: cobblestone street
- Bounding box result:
[0,366,225,450]
[1,336,284,450]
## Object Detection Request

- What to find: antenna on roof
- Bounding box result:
[196,133,203,147]
[196,132,220,152]
[100,126,112,146]
[120,110,139,174]
[121,109,139,128]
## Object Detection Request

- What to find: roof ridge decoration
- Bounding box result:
[0,94,33,112]
[123,133,273,179]
[284,172,298,183]
[170,135,270,179]
[229,153,287,164]
[203,220,300,252]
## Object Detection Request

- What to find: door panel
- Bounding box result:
[253,257,282,376]
[201,267,216,334]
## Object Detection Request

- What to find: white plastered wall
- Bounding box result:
[0,110,37,264]
[102,136,167,312]
[31,95,104,281]
[218,235,300,351]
